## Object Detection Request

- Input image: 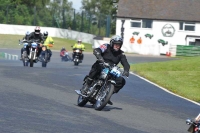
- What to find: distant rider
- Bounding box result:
[81,35,130,105]
[60,47,72,61]
[72,39,85,62]
[42,31,54,61]
[26,26,44,59]
[20,31,30,60]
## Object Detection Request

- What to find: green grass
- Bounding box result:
[130,56,200,102]
[0,34,93,52]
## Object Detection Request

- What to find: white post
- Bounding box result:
[4,53,7,59]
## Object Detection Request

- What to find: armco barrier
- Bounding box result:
[176,45,200,56]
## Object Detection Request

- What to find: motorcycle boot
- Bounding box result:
[107,100,113,105]
[81,77,93,94]
[107,87,121,105]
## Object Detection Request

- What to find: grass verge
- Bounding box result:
[130,56,200,102]
[0,34,93,52]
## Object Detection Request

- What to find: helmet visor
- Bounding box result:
[35,30,40,34]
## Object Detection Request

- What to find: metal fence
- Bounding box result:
[176,45,200,56]
[0,5,114,37]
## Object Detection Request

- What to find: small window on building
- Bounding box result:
[179,22,195,31]
[179,22,183,30]
[185,25,195,31]
[131,21,141,27]
[142,19,153,28]
[130,19,152,28]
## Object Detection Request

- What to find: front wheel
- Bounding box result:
[94,82,114,111]
[74,59,79,66]
[30,52,34,67]
[77,84,89,106]
[77,95,88,107]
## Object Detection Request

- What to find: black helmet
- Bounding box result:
[43,31,48,37]
[110,35,123,51]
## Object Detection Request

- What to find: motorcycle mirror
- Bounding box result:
[186,119,192,125]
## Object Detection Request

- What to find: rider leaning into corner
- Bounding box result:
[82,35,130,105]
[26,26,44,59]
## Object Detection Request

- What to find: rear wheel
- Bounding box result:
[94,82,114,111]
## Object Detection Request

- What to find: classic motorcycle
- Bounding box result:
[72,48,83,66]
[186,114,200,133]
[28,40,41,67]
[19,40,29,66]
[75,62,123,111]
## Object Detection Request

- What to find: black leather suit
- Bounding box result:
[88,44,130,93]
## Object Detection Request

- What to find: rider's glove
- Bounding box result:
[103,62,110,67]
[122,70,129,77]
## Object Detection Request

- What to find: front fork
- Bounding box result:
[29,48,37,60]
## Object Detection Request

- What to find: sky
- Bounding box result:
[69,0,82,10]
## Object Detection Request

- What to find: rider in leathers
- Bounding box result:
[83,35,130,105]
[26,26,44,58]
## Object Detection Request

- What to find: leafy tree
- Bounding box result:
[81,0,119,36]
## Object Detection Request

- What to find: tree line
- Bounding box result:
[0,0,118,36]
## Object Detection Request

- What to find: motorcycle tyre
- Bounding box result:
[74,61,79,66]
[94,83,114,111]
[77,95,88,107]
[30,52,34,67]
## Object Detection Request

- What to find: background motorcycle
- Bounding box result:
[19,40,29,66]
[72,48,83,66]
[75,62,124,111]
[186,114,200,133]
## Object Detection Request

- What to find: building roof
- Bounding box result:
[117,0,200,22]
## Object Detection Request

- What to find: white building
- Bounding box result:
[116,0,200,55]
